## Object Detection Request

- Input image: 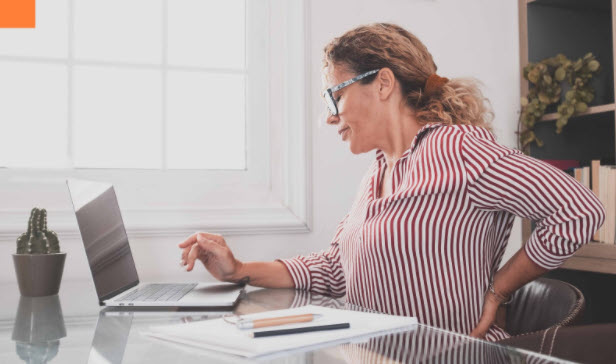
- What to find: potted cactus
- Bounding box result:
[12,208,66,297]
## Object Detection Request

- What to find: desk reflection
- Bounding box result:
[79,288,551,364]
[336,328,529,364]
[12,295,67,364]
[88,312,132,364]
[237,289,540,364]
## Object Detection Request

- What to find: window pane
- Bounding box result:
[166,71,245,169]
[74,0,163,64]
[0,0,69,59]
[167,0,245,69]
[0,62,69,168]
[73,66,162,168]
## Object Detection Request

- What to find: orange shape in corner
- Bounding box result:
[0,0,36,28]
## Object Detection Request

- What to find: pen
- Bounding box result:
[237,313,323,329]
[251,323,351,338]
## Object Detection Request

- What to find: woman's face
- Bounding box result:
[324,64,383,154]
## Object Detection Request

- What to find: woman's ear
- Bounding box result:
[376,68,396,100]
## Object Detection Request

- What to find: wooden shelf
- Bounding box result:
[527,0,610,11]
[520,237,616,275]
[573,241,616,258]
[540,103,616,122]
[548,243,616,274]
[516,240,616,274]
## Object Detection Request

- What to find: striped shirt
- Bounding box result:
[279,122,605,342]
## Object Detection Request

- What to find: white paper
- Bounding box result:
[142,305,418,359]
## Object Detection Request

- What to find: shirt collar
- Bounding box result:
[375,122,445,163]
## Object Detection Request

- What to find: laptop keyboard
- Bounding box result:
[118,283,197,302]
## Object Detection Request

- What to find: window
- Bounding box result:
[1,0,248,170]
[0,0,310,237]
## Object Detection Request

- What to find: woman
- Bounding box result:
[178,23,605,341]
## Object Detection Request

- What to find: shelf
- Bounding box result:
[526,1,615,109]
[527,0,611,12]
[519,0,616,276]
[574,242,616,259]
[540,103,616,122]
[523,218,616,274]
[529,110,615,162]
[558,243,616,274]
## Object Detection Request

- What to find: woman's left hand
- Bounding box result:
[469,292,502,339]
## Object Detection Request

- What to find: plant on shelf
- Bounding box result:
[517,52,601,150]
[16,208,60,254]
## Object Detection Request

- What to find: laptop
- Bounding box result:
[66,178,244,308]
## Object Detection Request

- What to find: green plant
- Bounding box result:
[518,52,601,149]
[16,208,60,254]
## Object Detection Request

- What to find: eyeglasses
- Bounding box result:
[322,69,380,116]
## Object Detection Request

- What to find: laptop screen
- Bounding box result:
[67,179,139,301]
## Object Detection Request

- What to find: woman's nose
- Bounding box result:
[326,113,339,125]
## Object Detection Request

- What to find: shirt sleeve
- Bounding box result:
[277,214,348,297]
[462,131,606,270]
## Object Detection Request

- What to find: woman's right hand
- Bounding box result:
[178,232,244,283]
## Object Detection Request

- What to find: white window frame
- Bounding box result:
[0,0,311,238]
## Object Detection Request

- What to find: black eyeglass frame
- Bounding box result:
[322,69,380,116]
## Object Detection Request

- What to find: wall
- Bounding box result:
[0,0,522,284]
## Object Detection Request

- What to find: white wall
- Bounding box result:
[0,0,522,283]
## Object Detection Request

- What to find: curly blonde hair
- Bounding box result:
[323,23,494,131]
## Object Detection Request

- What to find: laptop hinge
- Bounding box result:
[99,280,139,305]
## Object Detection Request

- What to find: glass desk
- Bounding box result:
[0,280,571,363]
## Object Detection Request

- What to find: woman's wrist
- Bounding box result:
[227,260,250,285]
[488,282,513,305]
[224,261,294,288]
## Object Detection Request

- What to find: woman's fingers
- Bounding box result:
[178,232,225,249]
[469,295,499,339]
[180,232,231,276]
[196,236,226,256]
[178,233,199,248]
[196,232,225,245]
[469,317,490,338]
[181,245,192,266]
[179,233,201,266]
[183,236,225,270]
[469,312,490,338]
[185,243,201,271]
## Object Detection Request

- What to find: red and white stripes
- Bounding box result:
[279,123,605,342]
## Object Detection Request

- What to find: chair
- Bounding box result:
[504,277,585,337]
[498,323,616,364]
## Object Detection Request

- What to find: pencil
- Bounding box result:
[237,313,322,329]
[251,323,350,338]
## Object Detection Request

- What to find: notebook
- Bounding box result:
[142,305,418,359]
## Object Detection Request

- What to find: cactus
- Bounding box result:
[16,208,60,254]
